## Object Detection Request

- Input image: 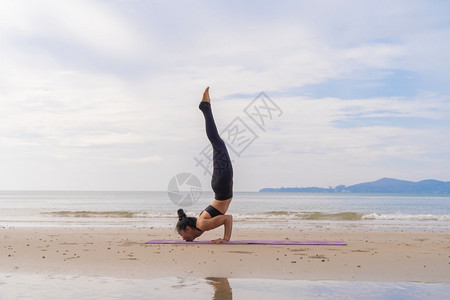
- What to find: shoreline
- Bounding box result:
[1,226,449,283]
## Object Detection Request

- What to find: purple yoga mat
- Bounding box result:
[145,240,347,245]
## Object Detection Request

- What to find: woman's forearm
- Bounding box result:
[223,215,233,241]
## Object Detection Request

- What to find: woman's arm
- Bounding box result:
[197,214,233,242]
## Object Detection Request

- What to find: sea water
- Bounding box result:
[0,191,449,230]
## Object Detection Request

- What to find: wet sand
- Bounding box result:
[1,227,449,283]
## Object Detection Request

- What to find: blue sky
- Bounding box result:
[1,0,449,191]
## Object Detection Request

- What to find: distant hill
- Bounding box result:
[259,178,450,194]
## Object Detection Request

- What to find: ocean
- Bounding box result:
[0,191,449,230]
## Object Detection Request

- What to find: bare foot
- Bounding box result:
[201,86,210,103]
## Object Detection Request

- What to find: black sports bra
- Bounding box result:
[201,205,223,218]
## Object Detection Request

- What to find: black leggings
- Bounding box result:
[199,102,233,200]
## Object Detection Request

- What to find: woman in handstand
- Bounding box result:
[176,87,233,243]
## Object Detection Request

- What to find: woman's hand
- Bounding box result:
[210,238,228,243]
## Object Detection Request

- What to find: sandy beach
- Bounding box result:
[1,226,448,283]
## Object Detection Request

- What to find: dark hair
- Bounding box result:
[176,209,197,232]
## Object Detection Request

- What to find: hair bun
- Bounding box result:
[177,209,187,221]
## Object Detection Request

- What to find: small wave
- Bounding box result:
[362,213,450,221]
[43,211,145,218]
[258,211,364,221]
[42,211,181,219]
[302,212,363,221]
[42,211,450,222]
[264,211,291,216]
[241,212,450,222]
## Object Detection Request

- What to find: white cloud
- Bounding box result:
[1,0,152,60]
[122,155,164,164]
[0,0,449,190]
[233,93,450,189]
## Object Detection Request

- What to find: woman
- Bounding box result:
[176,87,233,243]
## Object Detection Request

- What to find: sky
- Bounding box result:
[1,0,449,191]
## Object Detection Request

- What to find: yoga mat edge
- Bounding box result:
[145,240,347,245]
